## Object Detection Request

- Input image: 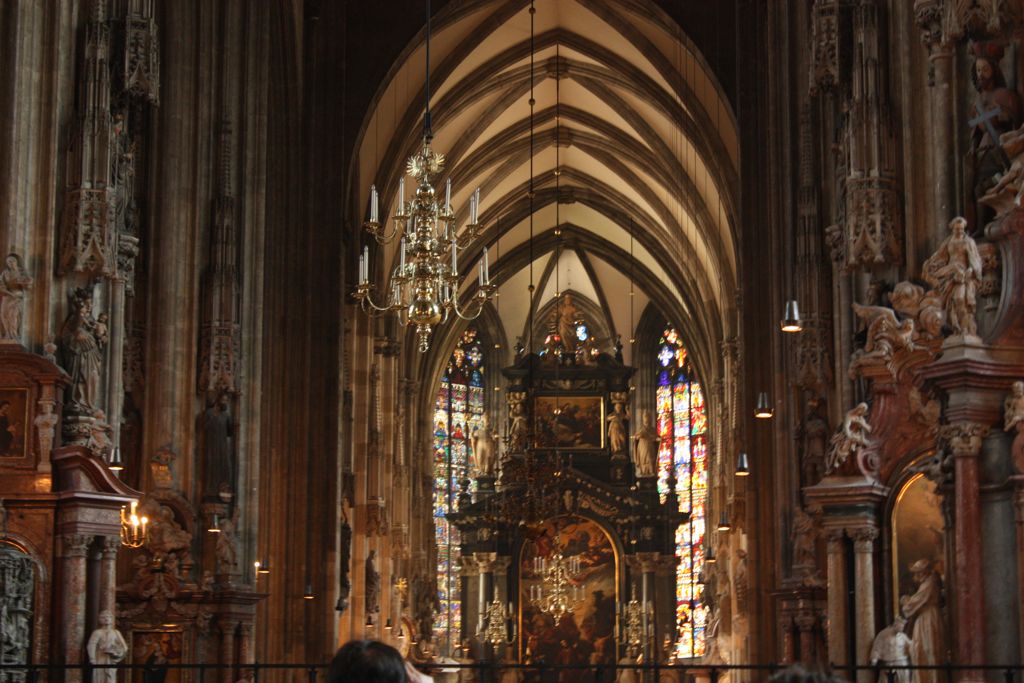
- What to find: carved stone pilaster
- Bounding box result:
[120,0,161,104]
[810,0,841,95]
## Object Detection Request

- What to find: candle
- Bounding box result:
[370,184,378,222]
[445,178,451,210]
[483,247,490,282]
[399,238,406,271]
[474,188,481,222]
[478,263,484,287]
[451,241,457,273]
[398,176,405,211]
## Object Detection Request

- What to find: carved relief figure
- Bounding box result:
[826,402,873,474]
[902,559,947,683]
[59,287,106,414]
[215,515,239,577]
[890,282,944,339]
[851,302,915,367]
[507,393,528,453]
[471,413,498,477]
[606,402,629,454]
[0,254,33,341]
[869,617,912,683]
[968,44,1022,202]
[34,402,58,465]
[791,508,818,570]
[1005,380,1024,473]
[922,217,983,338]
[86,610,127,683]
[365,550,381,616]
[201,392,235,501]
[799,397,829,486]
[0,546,34,675]
[631,409,658,478]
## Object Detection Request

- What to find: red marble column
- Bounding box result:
[851,527,879,683]
[60,533,92,678]
[945,422,989,680]
[1013,481,1024,661]
[220,620,238,683]
[795,610,817,664]
[99,537,119,615]
[825,529,848,668]
[779,613,795,664]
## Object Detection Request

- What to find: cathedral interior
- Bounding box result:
[4,0,1024,680]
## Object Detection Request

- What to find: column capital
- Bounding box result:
[942,422,990,459]
[101,536,120,556]
[848,526,878,553]
[794,610,818,632]
[824,527,845,551]
[61,533,92,558]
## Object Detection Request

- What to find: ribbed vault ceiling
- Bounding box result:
[352,0,739,381]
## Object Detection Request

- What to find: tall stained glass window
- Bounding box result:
[432,328,485,654]
[655,325,708,658]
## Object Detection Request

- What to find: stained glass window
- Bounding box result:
[656,324,708,658]
[433,328,485,654]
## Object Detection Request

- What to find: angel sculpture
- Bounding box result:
[825,402,873,475]
[852,303,916,361]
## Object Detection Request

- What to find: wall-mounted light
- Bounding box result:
[108,447,124,472]
[754,392,774,419]
[735,452,750,476]
[716,511,732,532]
[303,583,315,600]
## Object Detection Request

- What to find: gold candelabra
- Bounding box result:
[480,597,516,646]
[119,500,148,548]
[529,551,582,619]
[355,137,496,353]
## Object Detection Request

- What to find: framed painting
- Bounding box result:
[131,629,186,683]
[533,395,604,449]
[0,388,29,460]
[891,472,945,618]
[519,515,618,666]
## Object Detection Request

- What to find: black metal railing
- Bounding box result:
[2,662,1023,683]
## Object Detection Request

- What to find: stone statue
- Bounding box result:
[201,392,235,501]
[614,646,641,683]
[514,337,525,359]
[922,217,983,338]
[1005,380,1024,473]
[733,548,749,615]
[631,409,658,477]
[890,281,944,339]
[799,397,829,486]
[471,413,498,477]
[365,550,381,616]
[901,559,947,683]
[557,294,579,353]
[850,302,915,370]
[507,393,528,453]
[59,286,106,414]
[869,617,912,683]
[33,402,58,466]
[215,515,239,576]
[613,334,624,363]
[0,545,34,675]
[0,253,32,341]
[86,610,128,683]
[826,402,873,474]
[606,401,629,454]
[791,508,818,570]
[968,44,1022,203]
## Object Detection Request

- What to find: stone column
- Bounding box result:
[1014,481,1024,660]
[474,552,497,643]
[825,528,848,669]
[219,620,238,683]
[60,533,92,675]
[944,422,989,677]
[850,526,878,683]
[915,4,954,242]
[638,552,660,662]
[238,622,254,668]
[99,536,119,615]
[779,612,795,664]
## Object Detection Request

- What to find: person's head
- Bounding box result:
[768,665,846,683]
[1014,381,1024,397]
[949,216,968,237]
[973,56,1006,92]
[910,558,932,581]
[98,610,114,628]
[5,254,19,270]
[328,640,406,683]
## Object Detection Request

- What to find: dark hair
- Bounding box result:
[328,640,407,683]
[769,666,847,683]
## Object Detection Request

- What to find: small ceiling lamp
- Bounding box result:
[255,559,270,575]
[207,514,221,533]
[735,451,750,476]
[303,583,315,600]
[780,299,802,333]
[716,511,732,532]
[108,447,124,472]
[754,391,774,419]
[706,546,716,564]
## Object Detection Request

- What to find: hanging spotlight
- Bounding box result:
[108,447,124,472]
[207,514,221,533]
[735,451,750,476]
[706,546,716,564]
[754,391,774,419]
[716,511,732,532]
[385,618,393,631]
[303,583,315,600]
[255,559,270,575]
[780,299,802,333]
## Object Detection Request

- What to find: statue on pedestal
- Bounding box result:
[507,393,528,453]
[471,413,498,478]
[606,399,629,454]
[922,217,983,338]
[1005,380,1024,473]
[825,403,873,474]
[86,610,128,683]
[59,286,107,415]
[798,397,829,487]
[0,253,32,341]
[631,409,658,478]
[201,392,236,501]
[365,550,381,618]
[968,43,1022,206]
[901,559,946,683]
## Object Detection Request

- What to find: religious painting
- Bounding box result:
[131,629,185,683]
[533,396,604,449]
[891,472,945,617]
[519,515,617,675]
[0,388,29,459]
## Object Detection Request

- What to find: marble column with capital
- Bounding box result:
[99,536,119,616]
[795,610,818,664]
[219,620,238,683]
[59,533,92,677]
[825,529,848,669]
[1014,484,1024,660]
[850,526,878,683]
[943,421,989,673]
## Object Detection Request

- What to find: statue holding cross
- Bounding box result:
[967,44,1022,209]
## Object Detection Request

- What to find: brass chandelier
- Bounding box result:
[354,0,495,353]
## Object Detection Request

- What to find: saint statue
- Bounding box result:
[557,294,579,353]
[59,287,106,414]
[922,217,983,338]
[86,610,128,683]
[606,402,629,454]
[791,507,818,570]
[631,409,658,478]
[799,397,829,487]
[826,402,873,474]
[968,45,1022,204]
[0,253,32,341]
[365,550,381,616]
[1005,380,1024,473]
[901,559,947,683]
[869,617,912,683]
[471,413,498,477]
[201,392,236,501]
[508,398,528,453]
